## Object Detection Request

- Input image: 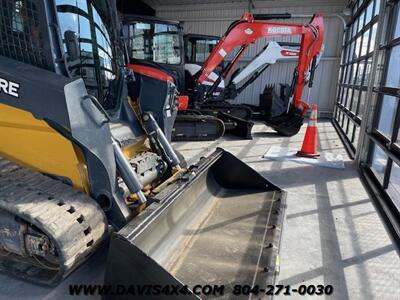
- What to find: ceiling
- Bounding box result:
[142,0,347,9]
[143,0,260,7]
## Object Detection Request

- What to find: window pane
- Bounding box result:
[98,48,112,70]
[352,20,358,38]
[348,40,355,61]
[339,66,345,83]
[345,65,351,83]
[393,4,400,39]
[369,23,377,53]
[56,0,87,12]
[195,40,206,62]
[385,45,400,88]
[387,163,400,210]
[336,109,341,123]
[351,89,359,112]
[154,34,180,64]
[397,128,400,145]
[340,66,345,83]
[56,3,118,106]
[346,121,353,140]
[369,143,388,184]
[354,36,362,59]
[341,46,348,65]
[374,0,380,16]
[360,29,370,57]
[356,61,365,85]
[92,6,108,34]
[58,13,91,39]
[377,95,398,137]
[341,87,348,104]
[353,125,360,147]
[358,12,365,32]
[191,38,218,64]
[365,1,374,24]
[128,21,181,65]
[339,87,345,104]
[345,116,350,133]
[364,57,372,86]
[358,90,367,117]
[350,63,357,83]
[341,87,347,105]
[336,85,341,99]
[346,88,353,108]
[350,124,357,142]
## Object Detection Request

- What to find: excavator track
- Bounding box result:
[0,158,108,285]
[199,103,253,120]
[172,114,225,142]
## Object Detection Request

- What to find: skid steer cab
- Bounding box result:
[0,0,286,296]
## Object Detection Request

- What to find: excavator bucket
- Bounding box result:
[104,149,286,299]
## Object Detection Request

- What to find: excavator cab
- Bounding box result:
[0,0,286,294]
[184,33,220,66]
[123,15,254,141]
[121,15,186,141]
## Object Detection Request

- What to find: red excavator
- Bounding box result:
[122,12,324,140]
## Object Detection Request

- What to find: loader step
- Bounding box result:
[0,157,108,285]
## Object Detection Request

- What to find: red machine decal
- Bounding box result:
[281,50,299,57]
[127,64,175,83]
[177,95,189,111]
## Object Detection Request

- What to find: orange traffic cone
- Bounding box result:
[296,104,319,158]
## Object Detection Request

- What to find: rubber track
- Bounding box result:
[172,114,225,142]
[0,158,108,285]
[199,103,253,120]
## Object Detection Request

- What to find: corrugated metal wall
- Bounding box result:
[148,0,347,116]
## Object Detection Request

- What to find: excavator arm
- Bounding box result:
[226,41,300,98]
[197,12,324,113]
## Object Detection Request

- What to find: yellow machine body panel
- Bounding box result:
[122,138,150,159]
[0,103,89,193]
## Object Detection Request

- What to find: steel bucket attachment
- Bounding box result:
[266,110,304,137]
[103,149,286,299]
[259,84,303,137]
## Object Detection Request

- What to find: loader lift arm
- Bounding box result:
[196,12,324,114]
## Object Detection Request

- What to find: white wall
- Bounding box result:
[148,0,347,117]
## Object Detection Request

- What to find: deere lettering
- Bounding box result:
[0,77,20,98]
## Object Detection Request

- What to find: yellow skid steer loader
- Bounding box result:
[0,0,285,297]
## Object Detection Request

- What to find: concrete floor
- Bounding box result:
[0,121,399,299]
